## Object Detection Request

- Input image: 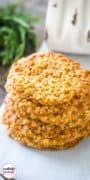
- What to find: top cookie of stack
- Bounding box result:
[6,53,90,104]
[2,52,90,149]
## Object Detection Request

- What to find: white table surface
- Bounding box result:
[0,44,90,180]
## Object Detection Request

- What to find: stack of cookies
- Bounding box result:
[2,52,90,149]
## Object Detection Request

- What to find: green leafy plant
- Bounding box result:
[0,2,39,66]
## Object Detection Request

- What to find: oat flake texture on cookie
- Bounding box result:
[2,52,90,149]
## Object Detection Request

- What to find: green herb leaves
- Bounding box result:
[0,3,38,66]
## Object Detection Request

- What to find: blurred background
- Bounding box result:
[0,0,48,105]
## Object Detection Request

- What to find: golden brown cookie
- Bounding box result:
[6,53,90,105]
[6,93,90,126]
[2,99,90,148]
[2,104,90,149]
[2,52,90,149]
